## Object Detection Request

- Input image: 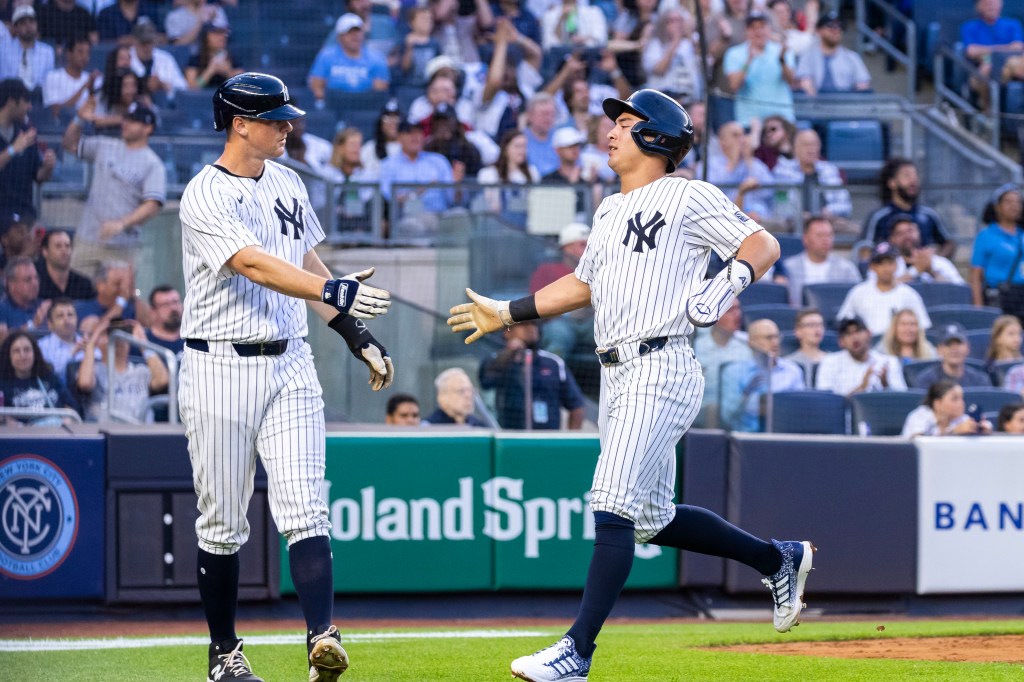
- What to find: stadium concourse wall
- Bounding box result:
[1,428,1022,603]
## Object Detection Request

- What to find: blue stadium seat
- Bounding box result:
[802,282,855,324]
[964,329,992,361]
[962,388,1022,416]
[1003,82,1024,137]
[926,305,1002,332]
[302,108,341,141]
[776,233,803,260]
[325,90,390,119]
[824,120,886,183]
[743,304,798,332]
[739,282,788,306]
[851,389,927,436]
[903,359,940,387]
[768,390,848,435]
[909,282,973,308]
[990,360,1024,388]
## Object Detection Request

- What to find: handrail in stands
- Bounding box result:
[854,0,917,100]
[0,407,82,424]
[934,45,1001,148]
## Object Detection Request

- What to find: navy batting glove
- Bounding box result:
[321,267,391,320]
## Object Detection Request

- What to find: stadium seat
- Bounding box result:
[743,304,798,332]
[961,388,1022,415]
[775,234,803,261]
[739,282,788,306]
[926,305,1002,333]
[824,120,886,183]
[964,329,992,361]
[802,282,855,323]
[903,360,940,387]
[908,282,972,308]
[1004,82,1024,139]
[325,90,390,119]
[768,390,848,435]
[302,108,340,141]
[850,389,927,437]
[989,360,1024,388]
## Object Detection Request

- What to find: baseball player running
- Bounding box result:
[179,73,394,682]
[449,89,814,681]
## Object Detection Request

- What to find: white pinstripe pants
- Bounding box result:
[590,343,704,543]
[179,340,331,555]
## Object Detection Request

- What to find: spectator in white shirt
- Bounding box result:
[772,128,852,218]
[836,241,932,336]
[642,8,703,103]
[816,316,907,396]
[901,379,991,437]
[880,215,966,285]
[130,18,188,97]
[541,0,608,50]
[43,36,100,118]
[0,6,55,92]
[781,215,861,306]
[36,297,96,379]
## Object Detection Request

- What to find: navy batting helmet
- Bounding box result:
[212,72,305,132]
[603,90,694,173]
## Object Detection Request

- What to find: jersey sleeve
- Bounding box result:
[78,135,104,161]
[142,154,167,204]
[180,176,261,280]
[680,180,763,260]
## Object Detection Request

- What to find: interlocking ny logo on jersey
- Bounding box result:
[274,197,304,239]
[622,210,666,253]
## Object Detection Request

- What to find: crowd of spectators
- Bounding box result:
[1,0,1023,436]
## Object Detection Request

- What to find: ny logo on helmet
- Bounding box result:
[274,197,305,240]
[622,210,666,253]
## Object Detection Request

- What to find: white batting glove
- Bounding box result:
[322,267,391,319]
[357,342,395,391]
[447,288,514,344]
[685,258,754,328]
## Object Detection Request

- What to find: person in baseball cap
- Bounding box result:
[908,321,994,389]
[124,101,157,128]
[0,209,37,269]
[543,127,590,185]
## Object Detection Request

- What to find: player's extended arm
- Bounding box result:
[448,273,591,344]
[302,249,394,391]
[685,229,780,328]
[228,245,390,319]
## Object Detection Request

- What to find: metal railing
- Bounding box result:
[934,46,1002,148]
[854,0,917,100]
[0,407,82,425]
[105,330,179,424]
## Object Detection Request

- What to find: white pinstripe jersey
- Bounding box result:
[179,161,325,343]
[575,177,762,348]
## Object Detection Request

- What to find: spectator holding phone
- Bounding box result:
[902,379,992,437]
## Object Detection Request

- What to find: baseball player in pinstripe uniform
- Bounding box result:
[179,73,394,682]
[449,90,815,681]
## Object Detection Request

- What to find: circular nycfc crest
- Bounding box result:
[0,455,79,580]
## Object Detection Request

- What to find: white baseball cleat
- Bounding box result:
[762,539,815,633]
[511,636,591,681]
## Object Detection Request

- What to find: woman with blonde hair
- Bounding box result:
[876,308,936,363]
[986,314,1023,364]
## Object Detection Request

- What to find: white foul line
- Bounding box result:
[0,630,553,652]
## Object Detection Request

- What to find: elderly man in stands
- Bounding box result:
[961,0,1024,110]
[863,157,955,258]
[910,323,994,389]
[523,92,560,178]
[423,367,486,426]
[0,79,57,216]
[884,215,966,284]
[720,319,805,432]
[42,37,100,119]
[816,316,906,396]
[308,13,389,105]
[773,128,852,219]
[703,121,775,220]
[0,7,55,92]
[781,215,861,306]
[0,256,48,339]
[796,11,872,96]
[723,11,798,127]
[694,298,752,428]
[379,118,455,237]
[837,242,931,336]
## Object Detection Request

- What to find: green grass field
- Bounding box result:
[3,620,1024,681]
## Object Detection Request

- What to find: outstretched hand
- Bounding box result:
[322,267,391,319]
[447,288,513,344]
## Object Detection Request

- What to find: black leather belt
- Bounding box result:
[595,336,669,366]
[186,338,290,357]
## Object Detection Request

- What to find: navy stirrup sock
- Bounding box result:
[650,504,781,576]
[566,511,636,659]
[289,536,335,635]
[198,549,240,643]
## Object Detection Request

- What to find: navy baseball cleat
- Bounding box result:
[511,635,591,681]
[207,639,264,681]
[308,625,349,681]
[763,539,816,633]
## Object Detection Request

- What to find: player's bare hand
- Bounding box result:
[448,288,513,344]
[322,267,391,319]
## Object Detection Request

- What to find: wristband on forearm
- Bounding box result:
[508,294,539,323]
[328,312,371,352]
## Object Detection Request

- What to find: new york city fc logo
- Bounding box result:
[0,455,79,580]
